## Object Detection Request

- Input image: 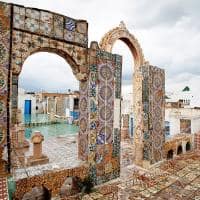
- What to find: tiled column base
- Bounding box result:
[0,177,8,200]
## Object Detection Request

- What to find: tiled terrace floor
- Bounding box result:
[13,135,84,180]
[85,149,200,200]
[12,137,200,199]
[118,152,200,199]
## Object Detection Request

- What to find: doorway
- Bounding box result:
[24,100,32,115]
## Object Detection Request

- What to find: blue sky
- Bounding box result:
[3,0,200,100]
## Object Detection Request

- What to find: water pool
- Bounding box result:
[25,123,79,139]
[23,114,79,139]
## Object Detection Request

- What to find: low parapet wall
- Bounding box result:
[163,134,193,159]
[14,164,89,199]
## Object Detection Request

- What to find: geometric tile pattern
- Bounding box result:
[0,2,11,145]
[78,80,89,160]
[13,5,88,48]
[97,61,114,144]
[90,152,200,200]
[0,2,167,199]
[142,65,165,164]
[86,46,122,185]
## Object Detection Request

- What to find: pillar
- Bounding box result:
[121,114,130,141]
[27,131,49,166]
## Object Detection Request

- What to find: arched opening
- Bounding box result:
[12,51,82,179]
[18,52,79,136]
[167,150,173,160]
[112,40,135,167]
[113,40,135,130]
[100,22,145,165]
[100,23,146,167]
[22,186,51,200]
[60,176,81,197]
[186,142,191,151]
[177,145,183,155]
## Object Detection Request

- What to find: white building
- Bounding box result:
[165,86,200,138]
[165,107,200,137]
[166,86,199,108]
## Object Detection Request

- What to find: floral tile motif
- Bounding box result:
[25,18,39,32]
[75,32,87,46]
[76,21,87,34]
[97,132,105,145]
[13,13,25,29]
[65,17,76,31]
[0,68,7,94]
[40,11,53,23]
[26,8,40,20]
[39,22,52,36]
[0,42,8,65]
[142,65,165,164]
[64,30,75,42]
[0,2,10,129]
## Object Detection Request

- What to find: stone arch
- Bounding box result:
[177,145,183,155]
[60,176,80,197]
[11,46,85,126]
[100,22,146,166]
[13,47,82,78]
[99,22,165,167]
[167,149,173,160]
[22,186,51,200]
[99,21,145,70]
[12,31,88,80]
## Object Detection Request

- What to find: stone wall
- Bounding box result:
[14,165,88,199]
[163,134,193,159]
[56,97,65,117]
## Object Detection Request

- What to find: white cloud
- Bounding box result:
[19,52,79,92]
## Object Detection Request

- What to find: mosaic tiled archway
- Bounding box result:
[100,22,146,165]
[0,2,89,169]
[99,21,145,69]
[100,22,165,165]
[0,1,122,187]
[0,2,165,198]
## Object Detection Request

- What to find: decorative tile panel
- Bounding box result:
[13,13,25,29]
[40,11,53,23]
[39,22,52,36]
[25,18,39,32]
[0,2,10,147]
[12,5,88,47]
[64,30,75,42]
[65,17,75,31]
[1,1,123,194]
[76,21,87,34]
[26,8,40,20]
[142,65,165,164]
